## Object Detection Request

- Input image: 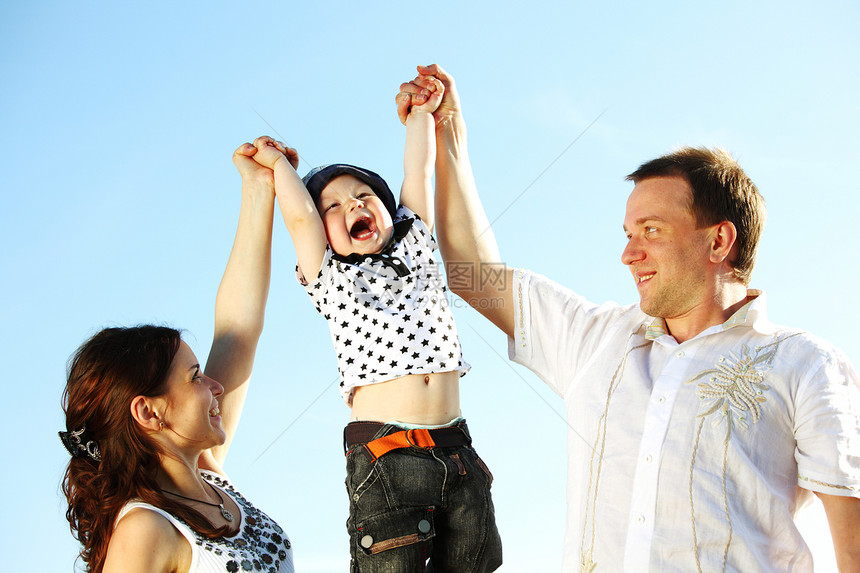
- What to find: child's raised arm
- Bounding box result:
[251,136,328,279]
[400,76,444,231]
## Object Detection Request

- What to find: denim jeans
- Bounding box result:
[345,421,503,572]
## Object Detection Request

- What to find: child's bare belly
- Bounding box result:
[350,371,461,425]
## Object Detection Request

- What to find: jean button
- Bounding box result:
[360,535,374,549]
[418,519,431,533]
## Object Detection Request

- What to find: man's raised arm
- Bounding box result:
[398,64,514,337]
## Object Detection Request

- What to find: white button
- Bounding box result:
[360,535,374,548]
[645,455,653,463]
[676,350,685,358]
[636,515,645,524]
[657,396,666,404]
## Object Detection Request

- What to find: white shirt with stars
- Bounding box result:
[301,206,470,405]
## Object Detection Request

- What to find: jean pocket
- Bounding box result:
[355,506,436,555]
[476,456,494,485]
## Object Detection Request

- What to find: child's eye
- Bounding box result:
[325,202,339,211]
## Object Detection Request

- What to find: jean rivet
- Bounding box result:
[353,494,360,502]
[360,535,374,549]
[418,519,431,534]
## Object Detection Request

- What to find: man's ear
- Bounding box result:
[130,395,162,432]
[709,220,738,265]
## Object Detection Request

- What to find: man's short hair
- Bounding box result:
[626,147,765,285]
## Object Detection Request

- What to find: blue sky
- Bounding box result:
[2,1,858,571]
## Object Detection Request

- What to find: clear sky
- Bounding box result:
[2,1,858,571]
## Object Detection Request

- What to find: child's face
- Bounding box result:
[316,175,394,256]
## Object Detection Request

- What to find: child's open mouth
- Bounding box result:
[350,217,376,240]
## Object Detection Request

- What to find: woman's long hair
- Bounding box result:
[61,325,231,573]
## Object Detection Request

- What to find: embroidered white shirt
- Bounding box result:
[509,269,860,573]
[303,206,470,405]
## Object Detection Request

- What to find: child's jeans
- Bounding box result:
[344,420,503,572]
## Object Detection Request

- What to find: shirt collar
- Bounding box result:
[643,289,774,341]
[331,217,414,276]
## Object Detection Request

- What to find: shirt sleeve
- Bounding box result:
[507,269,643,398]
[299,246,334,314]
[794,340,860,497]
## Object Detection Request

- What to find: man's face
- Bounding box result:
[621,176,715,319]
[316,175,394,257]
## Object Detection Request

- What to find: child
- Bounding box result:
[251,73,502,572]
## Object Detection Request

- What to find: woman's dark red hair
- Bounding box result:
[61,325,230,572]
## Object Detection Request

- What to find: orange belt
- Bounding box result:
[344,421,471,463]
[363,429,436,462]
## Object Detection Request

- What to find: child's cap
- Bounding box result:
[303,164,397,218]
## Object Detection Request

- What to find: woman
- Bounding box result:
[59,142,299,573]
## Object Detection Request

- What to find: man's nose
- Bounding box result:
[621,238,644,266]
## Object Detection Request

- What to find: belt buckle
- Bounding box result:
[404,428,431,450]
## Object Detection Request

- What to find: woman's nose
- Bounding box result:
[205,375,224,397]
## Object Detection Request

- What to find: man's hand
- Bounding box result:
[396,64,461,127]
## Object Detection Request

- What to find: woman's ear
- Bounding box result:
[130,395,163,432]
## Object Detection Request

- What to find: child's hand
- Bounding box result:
[406,75,444,117]
[251,136,299,171]
[396,64,460,126]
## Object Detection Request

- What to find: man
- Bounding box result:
[399,66,860,572]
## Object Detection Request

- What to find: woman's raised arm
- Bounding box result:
[201,143,276,470]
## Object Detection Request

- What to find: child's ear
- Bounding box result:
[130,395,163,432]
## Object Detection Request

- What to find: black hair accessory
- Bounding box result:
[59,426,102,462]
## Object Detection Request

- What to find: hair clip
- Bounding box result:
[59,426,102,462]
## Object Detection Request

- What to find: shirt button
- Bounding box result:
[676,350,685,358]
[657,396,666,404]
[645,455,653,463]
[636,515,645,524]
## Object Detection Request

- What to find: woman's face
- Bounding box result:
[155,341,225,454]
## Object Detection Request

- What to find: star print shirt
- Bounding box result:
[509,269,860,572]
[301,205,470,405]
[115,471,294,573]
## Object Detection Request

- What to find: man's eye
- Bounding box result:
[645,226,658,234]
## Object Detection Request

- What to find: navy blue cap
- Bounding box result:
[302,164,397,219]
